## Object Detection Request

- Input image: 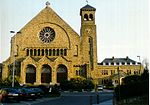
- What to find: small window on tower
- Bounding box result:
[84,14,88,21]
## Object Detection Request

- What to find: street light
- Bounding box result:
[117,67,121,101]
[10,31,16,87]
[137,56,141,74]
[10,31,21,87]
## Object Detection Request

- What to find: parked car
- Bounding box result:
[0,88,21,102]
[18,88,37,100]
[25,87,44,98]
[97,85,103,91]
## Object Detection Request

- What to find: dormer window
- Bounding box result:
[122,62,125,65]
[111,62,114,65]
[127,62,130,65]
[106,62,109,65]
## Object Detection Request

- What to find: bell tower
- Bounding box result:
[80,4,97,73]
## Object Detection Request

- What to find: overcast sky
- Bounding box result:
[0,0,149,63]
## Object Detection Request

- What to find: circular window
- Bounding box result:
[39,27,55,43]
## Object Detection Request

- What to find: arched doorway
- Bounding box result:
[41,65,52,83]
[57,64,68,83]
[26,64,36,84]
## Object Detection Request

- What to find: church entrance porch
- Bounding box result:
[41,64,52,83]
[57,64,68,83]
[26,64,36,84]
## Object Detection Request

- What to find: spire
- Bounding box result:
[46,1,50,7]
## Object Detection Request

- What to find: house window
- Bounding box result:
[106,63,109,65]
[101,70,108,75]
[111,62,114,65]
[76,70,79,76]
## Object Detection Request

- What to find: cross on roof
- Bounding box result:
[86,0,88,4]
[46,1,50,7]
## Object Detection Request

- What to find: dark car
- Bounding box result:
[29,88,44,98]
[18,88,36,100]
[0,88,21,102]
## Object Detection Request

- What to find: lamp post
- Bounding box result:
[10,31,16,87]
[137,56,141,74]
[10,31,21,87]
[117,67,121,101]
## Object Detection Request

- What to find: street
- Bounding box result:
[1,90,113,105]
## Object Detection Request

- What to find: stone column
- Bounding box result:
[20,63,26,84]
[36,64,41,85]
[52,66,57,84]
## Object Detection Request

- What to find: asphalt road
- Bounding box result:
[1,90,113,105]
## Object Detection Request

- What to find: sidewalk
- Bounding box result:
[93,99,113,105]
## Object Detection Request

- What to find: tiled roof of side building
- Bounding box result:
[98,56,140,65]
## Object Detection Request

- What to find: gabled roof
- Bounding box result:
[80,4,96,11]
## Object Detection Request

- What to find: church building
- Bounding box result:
[2,2,142,86]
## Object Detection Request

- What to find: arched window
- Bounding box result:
[42,49,44,56]
[64,49,67,56]
[49,49,52,56]
[60,49,63,55]
[34,49,37,56]
[53,49,55,56]
[57,49,59,56]
[45,49,48,56]
[26,65,36,84]
[38,49,40,56]
[26,49,29,56]
[84,14,88,20]
[41,65,52,83]
[57,64,68,83]
[30,49,33,56]
[89,14,93,20]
